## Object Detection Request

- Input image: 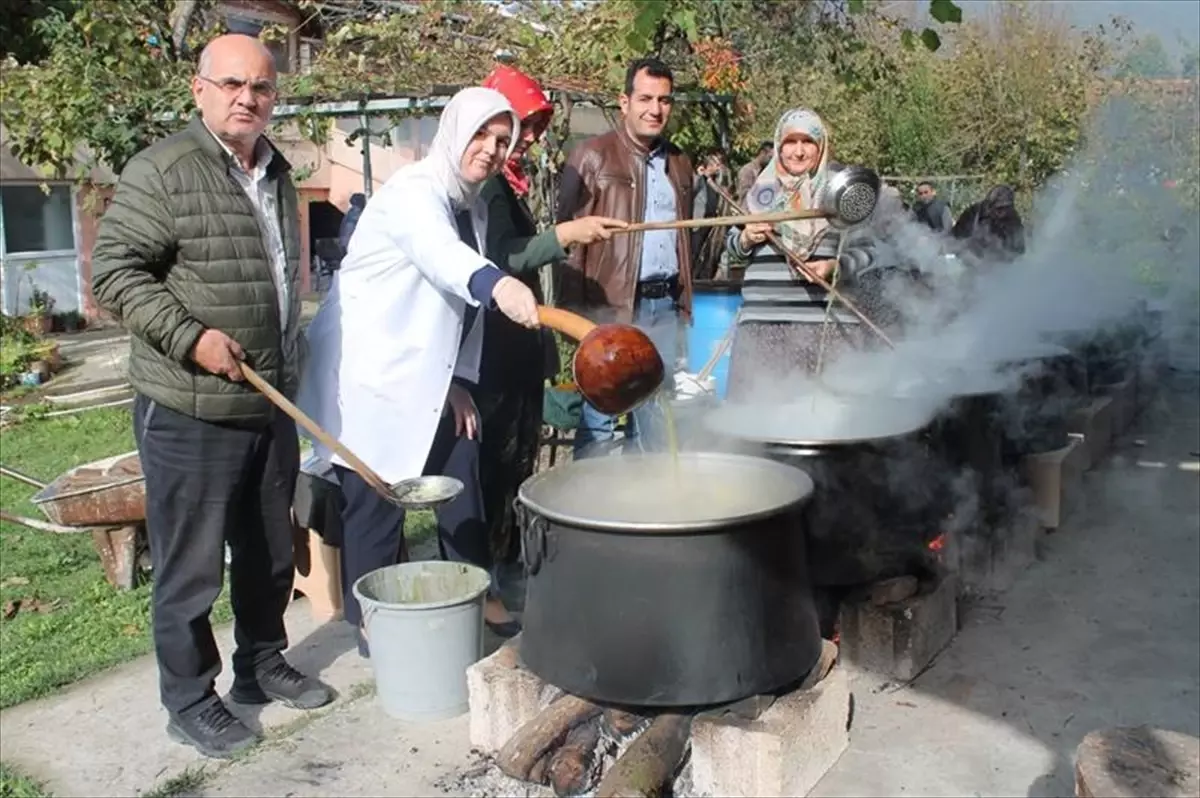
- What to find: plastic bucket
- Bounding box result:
[352,561,491,722]
[687,283,743,399]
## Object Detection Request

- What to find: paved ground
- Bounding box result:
[1,375,1197,797]
[812,378,1200,798]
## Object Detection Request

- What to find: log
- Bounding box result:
[548,714,603,796]
[1075,726,1199,798]
[528,755,550,786]
[497,694,603,782]
[602,707,648,738]
[594,712,693,798]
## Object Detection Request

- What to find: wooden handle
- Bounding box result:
[621,208,828,235]
[239,364,395,501]
[0,465,48,490]
[537,306,598,342]
[0,510,103,534]
[697,327,736,383]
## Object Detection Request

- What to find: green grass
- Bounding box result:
[0,408,234,710]
[140,766,208,798]
[1,408,436,711]
[0,762,50,798]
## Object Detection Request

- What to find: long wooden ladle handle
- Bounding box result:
[537,306,598,342]
[239,363,395,501]
[622,208,829,234]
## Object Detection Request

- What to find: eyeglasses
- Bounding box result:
[199,75,278,99]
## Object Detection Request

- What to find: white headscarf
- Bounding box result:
[423,87,520,209]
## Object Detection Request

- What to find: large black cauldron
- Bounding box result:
[990,343,1086,458]
[704,398,946,588]
[515,452,822,707]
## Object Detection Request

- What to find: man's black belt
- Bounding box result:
[637,276,679,300]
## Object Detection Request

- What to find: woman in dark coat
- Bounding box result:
[475,66,626,634]
[952,184,1027,263]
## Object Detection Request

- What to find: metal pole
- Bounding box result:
[360,108,374,198]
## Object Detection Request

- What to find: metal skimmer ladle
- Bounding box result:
[240,364,460,509]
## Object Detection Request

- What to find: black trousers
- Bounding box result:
[133,393,299,715]
[336,408,489,627]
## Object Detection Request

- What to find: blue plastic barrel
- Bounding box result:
[687,281,743,399]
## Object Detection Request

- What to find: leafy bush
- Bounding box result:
[0,318,42,388]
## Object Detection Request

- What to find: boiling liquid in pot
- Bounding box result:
[519,453,813,529]
[704,391,938,445]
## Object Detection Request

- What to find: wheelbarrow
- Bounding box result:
[0,454,149,591]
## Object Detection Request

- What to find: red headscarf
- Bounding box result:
[481,65,553,197]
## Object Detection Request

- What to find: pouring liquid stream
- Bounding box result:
[657,389,681,484]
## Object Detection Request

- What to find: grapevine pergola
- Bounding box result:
[272,88,736,198]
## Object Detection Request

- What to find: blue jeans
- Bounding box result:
[573,295,683,458]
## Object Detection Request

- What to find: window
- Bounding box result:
[1,184,75,254]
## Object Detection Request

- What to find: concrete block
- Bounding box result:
[838,574,958,682]
[1067,396,1115,470]
[1097,377,1137,438]
[690,664,851,798]
[1021,436,1087,530]
[466,637,558,754]
[292,527,343,622]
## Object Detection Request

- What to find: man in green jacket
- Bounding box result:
[92,34,331,760]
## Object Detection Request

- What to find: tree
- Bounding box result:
[1119,34,1177,79]
[0,0,80,64]
[1181,46,1199,78]
[0,0,222,179]
[936,2,1115,196]
[4,0,964,181]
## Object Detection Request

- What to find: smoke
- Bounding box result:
[649,90,1199,567]
[712,87,1198,435]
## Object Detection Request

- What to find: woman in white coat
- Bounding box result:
[297,87,540,653]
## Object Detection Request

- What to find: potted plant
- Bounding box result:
[30,340,63,374]
[23,289,55,336]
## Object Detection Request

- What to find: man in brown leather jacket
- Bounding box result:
[556,56,693,456]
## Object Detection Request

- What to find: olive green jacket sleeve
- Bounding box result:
[482,178,566,274]
[91,156,206,364]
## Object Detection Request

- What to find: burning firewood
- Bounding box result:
[496,694,603,783]
[602,707,647,738]
[547,715,603,796]
[594,711,693,798]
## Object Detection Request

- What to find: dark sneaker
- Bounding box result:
[230,659,334,710]
[167,698,260,759]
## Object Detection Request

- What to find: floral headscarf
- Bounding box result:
[745,108,831,259]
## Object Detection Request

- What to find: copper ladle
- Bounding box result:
[537,306,665,416]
